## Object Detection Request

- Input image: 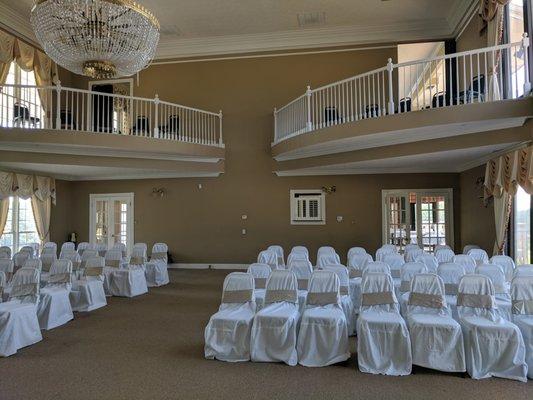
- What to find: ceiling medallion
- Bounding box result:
[31,0,160,79]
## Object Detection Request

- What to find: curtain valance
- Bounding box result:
[484,146,533,199]
[0,171,56,204]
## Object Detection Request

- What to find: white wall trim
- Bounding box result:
[169,263,248,270]
[0,3,37,46]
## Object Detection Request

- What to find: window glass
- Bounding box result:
[514,186,531,265]
[0,197,39,254]
[508,0,526,97]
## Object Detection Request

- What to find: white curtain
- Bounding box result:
[31,196,51,244]
[0,198,9,238]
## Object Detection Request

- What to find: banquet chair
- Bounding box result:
[323,265,355,335]
[490,255,516,282]
[357,272,412,375]
[287,251,309,268]
[435,245,452,253]
[415,253,439,273]
[96,243,107,257]
[129,247,147,267]
[106,249,148,297]
[453,254,477,274]
[24,258,42,272]
[20,245,35,259]
[404,244,420,254]
[204,272,256,362]
[405,274,466,373]
[40,252,57,286]
[289,260,313,313]
[347,247,367,259]
[514,265,533,277]
[467,248,489,266]
[0,267,42,357]
[347,253,373,316]
[42,242,57,256]
[463,244,480,255]
[60,249,82,278]
[437,263,466,320]
[76,242,90,257]
[0,271,4,302]
[257,249,278,271]
[405,248,424,263]
[376,246,396,262]
[267,245,285,268]
[251,270,300,366]
[290,246,309,258]
[70,256,107,312]
[435,248,455,265]
[146,243,170,287]
[348,253,372,272]
[80,249,99,270]
[0,246,11,259]
[398,262,427,315]
[364,261,391,275]
[60,242,76,258]
[476,264,512,320]
[511,276,533,379]
[13,251,30,273]
[457,275,527,381]
[247,263,271,310]
[134,243,148,252]
[297,271,350,367]
[0,259,14,285]
[383,253,404,292]
[112,242,128,260]
[37,259,74,330]
[317,246,336,257]
[316,252,341,269]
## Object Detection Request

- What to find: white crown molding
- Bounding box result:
[457,141,531,172]
[169,263,248,270]
[447,0,479,38]
[0,3,37,46]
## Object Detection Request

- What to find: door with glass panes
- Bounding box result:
[89,193,134,255]
[382,189,453,252]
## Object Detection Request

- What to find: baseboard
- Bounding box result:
[169,263,248,270]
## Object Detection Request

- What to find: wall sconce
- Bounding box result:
[151,187,166,198]
[322,185,336,194]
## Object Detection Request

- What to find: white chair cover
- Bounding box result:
[357,272,412,375]
[247,263,271,311]
[347,254,374,317]
[347,247,367,259]
[60,242,76,258]
[0,259,14,286]
[405,248,424,263]
[463,244,480,255]
[96,243,108,257]
[37,260,74,330]
[289,261,313,314]
[490,255,516,282]
[267,245,285,267]
[375,246,396,262]
[106,250,148,297]
[404,244,420,254]
[316,253,341,269]
[24,258,42,272]
[323,265,355,335]
[347,253,372,270]
[437,262,465,320]
[286,251,309,268]
[204,272,256,362]
[20,246,35,259]
[112,242,127,260]
[514,265,533,278]
[435,248,455,264]
[297,271,350,367]
[290,246,309,257]
[364,261,391,275]
[476,264,512,320]
[435,244,452,252]
[70,256,107,312]
[0,267,42,357]
[146,243,170,287]
[453,254,476,274]
[129,247,147,266]
[398,262,427,315]
[251,270,299,365]
[405,274,466,372]
[415,253,439,273]
[457,275,527,381]
[13,251,30,272]
[317,246,336,260]
[76,242,90,257]
[40,252,57,273]
[257,250,278,271]
[511,276,533,379]
[42,242,57,256]
[0,271,4,302]
[0,246,12,259]
[134,242,148,252]
[467,248,489,266]
[383,253,404,280]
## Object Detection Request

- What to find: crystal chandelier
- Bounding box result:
[31,0,160,79]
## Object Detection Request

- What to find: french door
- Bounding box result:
[382,189,454,252]
[89,193,134,255]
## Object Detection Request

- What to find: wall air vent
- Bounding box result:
[297,12,326,28]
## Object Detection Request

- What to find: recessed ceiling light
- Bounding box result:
[297,12,327,28]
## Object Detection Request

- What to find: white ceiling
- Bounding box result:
[0,0,478,58]
[276,144,521,176]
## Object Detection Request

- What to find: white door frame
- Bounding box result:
[381,188,454,249]
[87,78,133,133]
[89,193,135,254]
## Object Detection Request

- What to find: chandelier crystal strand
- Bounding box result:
[31,0,160,79]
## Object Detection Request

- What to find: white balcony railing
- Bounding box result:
[274,34,531,144]
[0,84,223,147]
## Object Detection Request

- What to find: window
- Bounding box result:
[505,0,528,98]
[513,186,531,265]
[0,61,43,128]
[290,190,325,225]
[0,197,40,254]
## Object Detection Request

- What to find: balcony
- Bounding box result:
[272,36,532,174]
[0,84,225,179]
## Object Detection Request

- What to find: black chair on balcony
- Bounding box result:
[363,104,380,119]
[459,74,486,104]
[60,110,77,130]
[159,115,180,138]
[324,106,342,125]
[132,116,150,136]
[431,92,446,108]
[13,103,40,128]
[397,97,412,113]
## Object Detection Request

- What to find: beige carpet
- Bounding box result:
[0,269,531,400]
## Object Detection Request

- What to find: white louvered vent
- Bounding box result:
[297,12,326,28]
[290,190,325,225]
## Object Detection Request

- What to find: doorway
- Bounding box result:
[382,189,454,252]
[89,193,134,255]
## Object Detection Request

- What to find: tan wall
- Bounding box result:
[47,44,495,263]
[50,179,73,245]
[459,165,495,254]
[456,14,487,52]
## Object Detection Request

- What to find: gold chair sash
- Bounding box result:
[48,272,71,284]
[151,252,167,262]
[512,299,533,315]
[106,259,120,268]
[265,289,298,304]
[297,279,308,290]
[11,283,38,297]
[306,292,338,306]
[349,269,362,278]
[400,281,410,293]
[457,293,494,309]
[42,260,53,272]
[221,289,253,304]
[85,267,104,277]
[72,261,81,270]
[362,291,396,306]
[408,292,444,309]
[340,286,349,296]
[130,256,145,265]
